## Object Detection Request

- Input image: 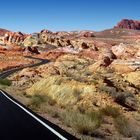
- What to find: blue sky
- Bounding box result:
[0,0,140,33]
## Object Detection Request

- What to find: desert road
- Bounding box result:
[0,57,77,140]
[0,56,50,79]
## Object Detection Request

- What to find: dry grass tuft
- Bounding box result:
[100,105,120,118]
[60,110,102,135]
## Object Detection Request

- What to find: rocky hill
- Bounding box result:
[114,19,140,30]
[4,31,29,46]
[1,19,140,140]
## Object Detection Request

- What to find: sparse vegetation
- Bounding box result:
[100,106,133,137]
[46,109,60,118]
[0,78,12,86]
[27,94,56,111]
[100,105,121,118]
[114,92,139,110]
[27,94,46,110]
[114,115,132,137]
[135,134,140,140]
[2,50,140,139]
[60,110,102,135]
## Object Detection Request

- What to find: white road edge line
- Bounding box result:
[0,90,68,140]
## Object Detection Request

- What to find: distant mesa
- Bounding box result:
[114,19,140,30]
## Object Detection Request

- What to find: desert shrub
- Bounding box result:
[28,94,46,109]
[0,78,12,86]
[105,67,115,73]
[109,88,118,98]
[72,89,82,97]
[114,115,132,137]
[91,79,98,85]
[87,112,102,126]
[98,85,109,93]
[28,94,56,111]
[46,109,60,118]
[60,111,101,135]
[114,91,134,101]
[100,106,120,118]
[100,106,133,137]
[135,134,140,140]
[83,70,92,76]
[77,106,86,113]
[98,85,117,97]
[43,95,56,106]
[114,92,139,110]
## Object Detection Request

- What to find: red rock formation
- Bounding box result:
[114,19,140,30]
[4,31,29,45]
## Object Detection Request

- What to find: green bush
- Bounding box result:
[0,78,12,86]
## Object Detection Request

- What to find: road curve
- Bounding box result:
[0,57,77,140]
[0,56,50,79]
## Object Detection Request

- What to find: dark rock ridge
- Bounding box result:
[114,19,140,30]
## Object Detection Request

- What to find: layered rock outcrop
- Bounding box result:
[23,30,96,50]
[4,31,29,46]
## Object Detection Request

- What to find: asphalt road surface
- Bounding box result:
[0,57,77,140]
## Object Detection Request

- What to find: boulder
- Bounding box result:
[24,46,40,54]
[112,43,137,59]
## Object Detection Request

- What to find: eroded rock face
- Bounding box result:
[114,19,140,30]
[4,31,29,46]
[38,30,96,50]
[23,34,39,47]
